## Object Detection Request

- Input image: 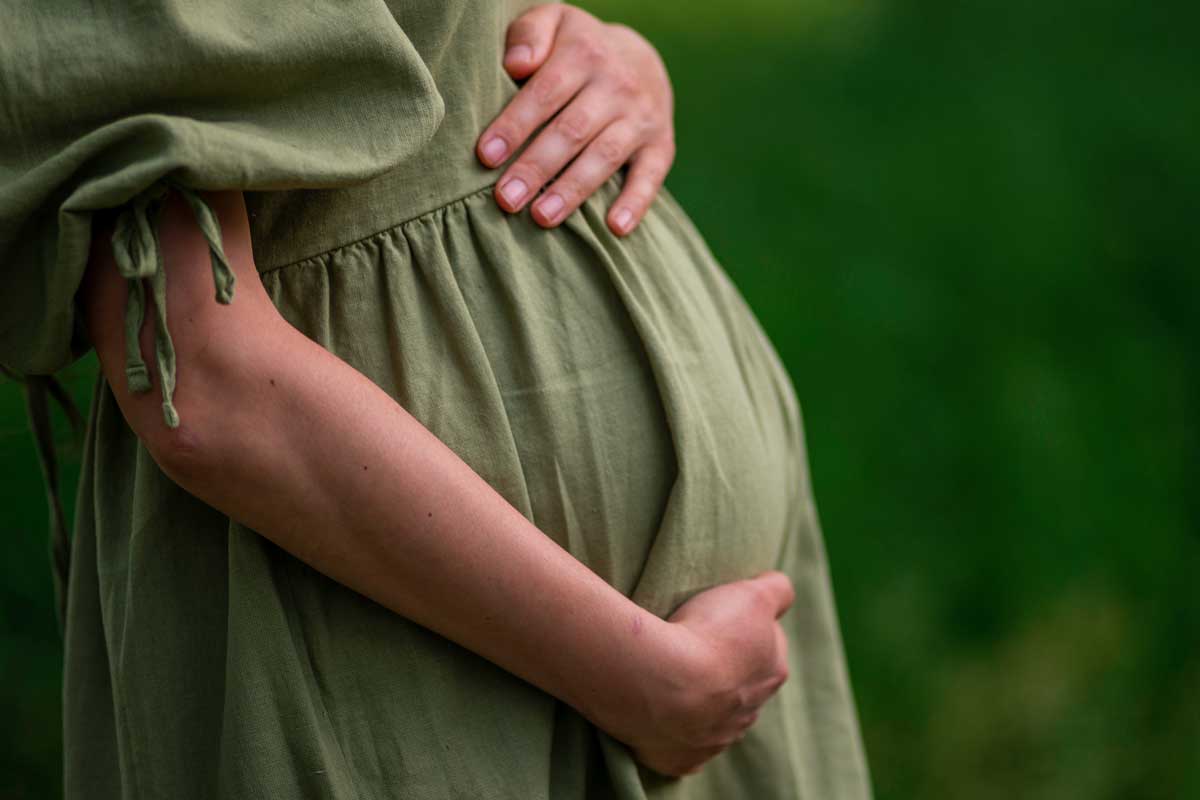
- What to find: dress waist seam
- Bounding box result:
[253,179,500,277]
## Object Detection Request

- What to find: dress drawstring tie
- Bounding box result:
[111,180,236,427]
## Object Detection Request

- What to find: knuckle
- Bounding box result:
[775,646,789,675]
[643,162,669,190]
[522,162,551,187]
[610,68,641,98]
[488,120,522,148]
[732,683,754,713]
[630,175,661,202]
[530,70,565,109]
[554,107,592,145]
[508,158,547,189]
[628,112,655,142]
[623,188,653,213]
[747,580,773,610]
[593,135,627,170]
[767,662,789,690]
[551,175,584,204]
[573,36,607,67]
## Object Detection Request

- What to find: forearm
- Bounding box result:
[82,189,676,733]
[186,318,669,719]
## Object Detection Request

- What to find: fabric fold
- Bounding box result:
[0,363,82,631]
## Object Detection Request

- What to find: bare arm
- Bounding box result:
[80,188,792,776]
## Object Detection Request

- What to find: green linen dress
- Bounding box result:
[0,1,872,797]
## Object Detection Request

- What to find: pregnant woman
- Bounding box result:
[1,1,870,797]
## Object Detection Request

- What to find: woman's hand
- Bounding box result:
[588,572,796,777]
[476,3,676,237]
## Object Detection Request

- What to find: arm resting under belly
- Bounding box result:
[79,188,679,740]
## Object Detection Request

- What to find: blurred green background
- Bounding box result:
[3,0,1198,797]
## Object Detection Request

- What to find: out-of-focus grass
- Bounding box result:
[3,1,1198,798]
[1,357,94,800]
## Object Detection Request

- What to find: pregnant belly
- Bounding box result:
[263,174,802,617]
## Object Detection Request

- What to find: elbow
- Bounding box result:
[118,331,264,487]
[100,296,282,488]
[119,341,272,492]
[81,185,281,485]
[136,410,222,488]
[124,332,272,487]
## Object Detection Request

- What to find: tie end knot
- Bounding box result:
[126,365,151,394]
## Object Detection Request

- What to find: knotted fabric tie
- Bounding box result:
[110,180,236,427]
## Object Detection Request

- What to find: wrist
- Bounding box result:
[575,608,706,744]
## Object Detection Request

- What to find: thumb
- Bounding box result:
[503,3,566,79]
[751,571,796,619]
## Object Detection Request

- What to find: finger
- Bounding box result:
[495,85,618,214]
[773,623,791,686]
[477,48,590,171]
[532,120,639,227]
[606,138,675,236]
[735,624,790,706]
[750,570,796,619]
[504,3,568,79]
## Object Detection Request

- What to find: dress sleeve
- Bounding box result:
[0,0,445,427]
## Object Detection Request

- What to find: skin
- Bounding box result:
[478,3,676,236]
[81,189,794,778]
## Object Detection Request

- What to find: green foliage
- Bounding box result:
[587,0,1199,796]
[3,1,1197,797]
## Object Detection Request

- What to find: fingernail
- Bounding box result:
[481,136,507,164]
[537,193,565,221]
[501,178,528,207]
[505,44,533,65]
[614,208,634,232]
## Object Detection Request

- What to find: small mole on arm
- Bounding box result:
[363,465,368,471]
[428,512,433,518]
[269,378,275,386]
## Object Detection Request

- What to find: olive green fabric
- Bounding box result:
[1,1,872,797]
